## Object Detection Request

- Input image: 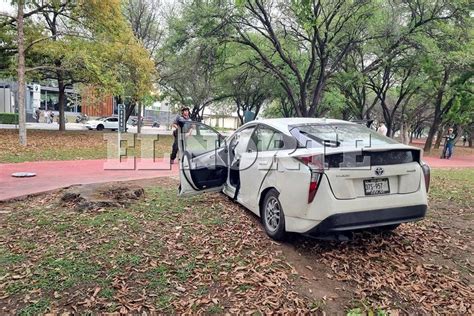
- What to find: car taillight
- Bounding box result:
[421,161,430,193]
[296,155,324,203]
[308,171,322,203]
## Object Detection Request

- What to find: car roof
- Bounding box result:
[243,118,355,135]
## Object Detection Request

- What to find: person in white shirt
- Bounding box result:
[377,121,387,136]
[43,110,49,123]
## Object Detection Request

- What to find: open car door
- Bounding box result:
[178,122,227,196]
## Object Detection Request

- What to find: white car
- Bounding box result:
[85,117,119,131]
[178,118,430,240]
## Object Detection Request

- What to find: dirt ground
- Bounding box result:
[0,172,472,314]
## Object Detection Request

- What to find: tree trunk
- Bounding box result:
[308,76,326,117]
[125,102,136,123]
[424,122,438,153]
[434,127,444,149]
[137,102,142,134]
[424,70,449,152]
[400,121,406,144]
[17,0,27,146]
[191,107,201,121]
[57,73,66,131]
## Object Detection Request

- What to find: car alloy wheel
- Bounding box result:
[262,189,286,241]
[265,197,280,232]
[96,124,104,131]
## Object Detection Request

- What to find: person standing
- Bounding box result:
[442,127,456,159]
[377,121,388,136]
[170,107,192,164]
[34,108,40,123]
[43,109,48,123]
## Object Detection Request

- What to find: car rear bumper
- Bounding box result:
[303,204,427,236]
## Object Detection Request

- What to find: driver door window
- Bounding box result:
[182,122,223,156]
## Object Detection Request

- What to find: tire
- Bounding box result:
[96,124,104,131]
[262,189,286,241]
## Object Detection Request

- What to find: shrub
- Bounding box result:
[0,113,19,124]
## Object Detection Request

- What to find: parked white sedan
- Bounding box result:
[178,118,430,240]
[85,117,119,131]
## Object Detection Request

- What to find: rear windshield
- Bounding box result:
[290,123,398,148]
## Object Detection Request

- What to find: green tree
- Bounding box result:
[157,0,230,121]
[14,0,155,131]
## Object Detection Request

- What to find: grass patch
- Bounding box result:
[429,169,474,207]
[33,257,101,292]
[0,178,319,313]
[18,298,50,315]
[0,129,173,163]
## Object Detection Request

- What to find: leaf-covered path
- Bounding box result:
[0,171,472,314]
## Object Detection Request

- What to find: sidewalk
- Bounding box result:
[0,159,178,201]
[1,154,473,202]
[423,155,474,168]
[0,122,174,135]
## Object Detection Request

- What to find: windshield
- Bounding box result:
[290,123,398,148]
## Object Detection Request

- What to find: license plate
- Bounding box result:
[364,178,390,195]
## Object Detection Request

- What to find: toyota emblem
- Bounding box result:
[375,167,384,176]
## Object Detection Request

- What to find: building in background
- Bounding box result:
[202,106,240,130]
[1,79,241,129]
[0,79,82,122]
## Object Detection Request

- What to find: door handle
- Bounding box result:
[259,161,270,166]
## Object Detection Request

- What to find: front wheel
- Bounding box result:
[96,124,104,131]
[262,189,286,241]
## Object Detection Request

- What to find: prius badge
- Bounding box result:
[374,167,384,176]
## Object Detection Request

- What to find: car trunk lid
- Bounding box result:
[289,145,423,200]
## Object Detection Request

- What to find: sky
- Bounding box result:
[0,0,15,16]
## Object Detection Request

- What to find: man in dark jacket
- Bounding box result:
[443,127,456,159]
[170,107,192,164]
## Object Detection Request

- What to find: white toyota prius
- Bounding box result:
[178,118,430,241]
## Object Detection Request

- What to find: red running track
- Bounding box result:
[0,159,178,201]
[1,155,473,201]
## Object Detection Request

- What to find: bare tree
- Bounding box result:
[124,0,163,56]
[17,0,26,146]
[231,0,372,117]
[367,62,422,137]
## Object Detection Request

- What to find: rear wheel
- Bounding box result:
[96,124,104,131]
[262,189,286,241]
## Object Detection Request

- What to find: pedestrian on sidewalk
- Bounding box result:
[441,127,456,159]
[170,107,192,164]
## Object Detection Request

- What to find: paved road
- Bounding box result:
[0,159,178,201]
